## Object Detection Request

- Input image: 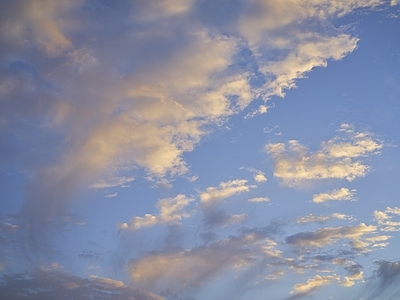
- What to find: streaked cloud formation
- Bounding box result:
[286,223,383,251]
[0,1,399,300]
[0,270,163,300]
[289,275,338,298]
[313,188,357,203]
[297,213,353,224]
[200,179,256,208]
[248,197,270,203]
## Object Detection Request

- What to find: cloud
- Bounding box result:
[203,209,247,228]
[0,222,19,233]
[90,176,135,189]
[254,173,268,183]
[248,197,270,203]
[78,250,102,262]
[265,124,383,185]
[321,124,383,157]
[0,4,394,290]
[374,206,400,231]
[239,0,384,46]
[0,270,163,300]
[127,231,283,294]
[286,223,384,252]
[0,2,398,299]
[118,213,393,298]
[118,194,194,231]
[289,275,338,298]
[261,34,359,99]
[0,0,382,231]
[245,104,271,118]
[313,188,357,203]
[240,167,268,183]
[105,192,118,198]
[261,238,283,258]
[339,263,364,287]
[358,260,400,300]
[237,0,386,104]
[199,179,256,208]
[297,213,353,224]
[1,0,249,226]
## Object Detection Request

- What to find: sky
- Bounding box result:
[0,1,400,299]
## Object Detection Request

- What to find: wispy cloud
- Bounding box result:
[240,167,268,183]
[104,192,118,198]
[358,260,400,300]
[286,223,384,252]
[203,209,247,228]
[248,197,270,203]
[313,188,357,203]
[288,275,338,299]
[199,179,256,208]
[118,194,194,231]
[297,213,353,224]
[90,177,135,189]
[0,270,163,300]
[127,232,281,292]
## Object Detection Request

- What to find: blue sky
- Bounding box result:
[1,1,400,299]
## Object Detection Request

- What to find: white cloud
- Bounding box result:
[240,167,268,183]
[238,0,386,104]
[0,222,19,232]
[386,207,400,215]
[265,270,285,281]
[90,176,135,189]
[290,275,338,296]
[199,179,256,208]
[339,271,364,287]
[321,124,383,158]
[262,34,359,98]
[313,188,357,203]
[248,197,270,203]
[266,125,383,185]
[254,172,268,183]
[297,213,352,224]
[374,207,400,232]
[118,194,194,231]
[261,238,282,258]
[0,1,398,299]
[239,0,384,46]
[104,192,117,198]
[0,0,387,233]
[245,104,270,118]
[1,0,252,219]
[88,275,126,289]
